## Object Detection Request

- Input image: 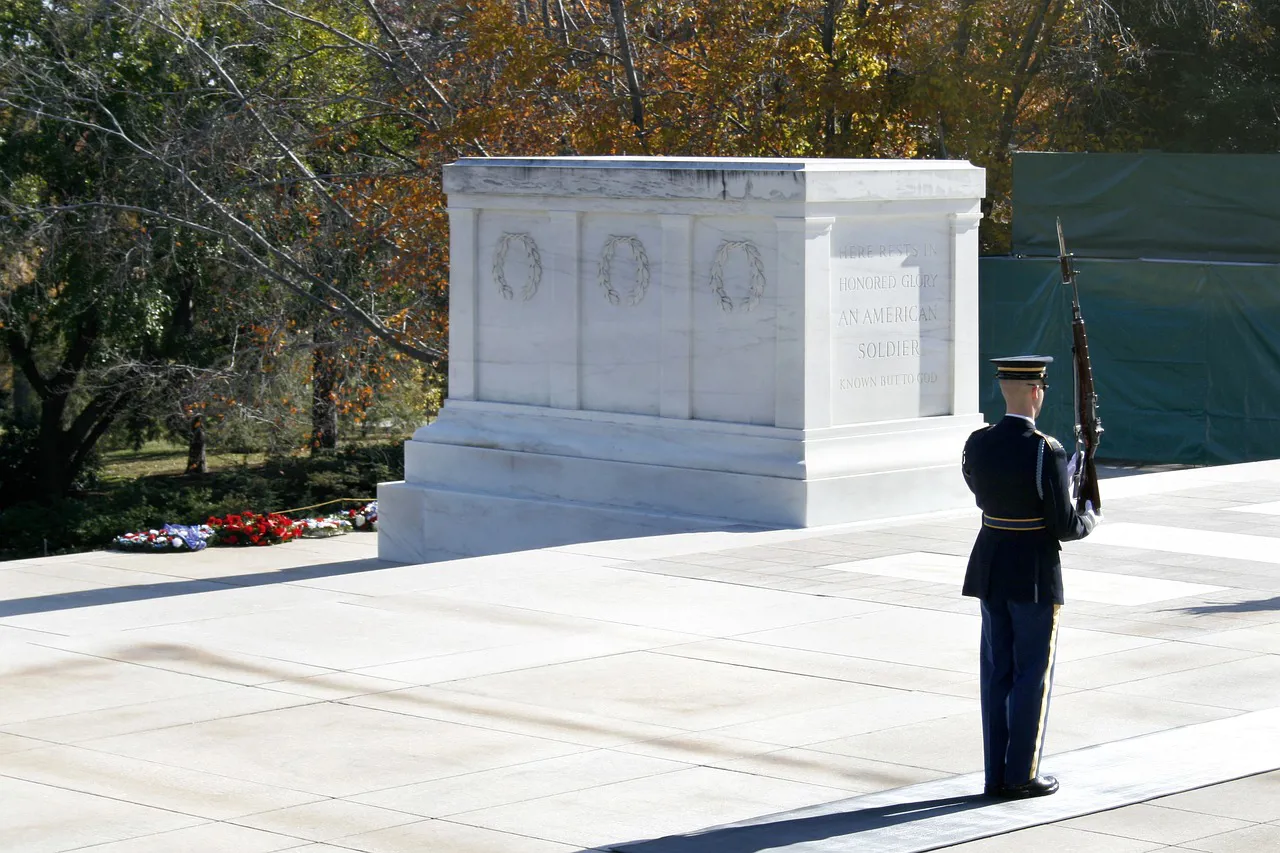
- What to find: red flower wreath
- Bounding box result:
[207,510,302,546]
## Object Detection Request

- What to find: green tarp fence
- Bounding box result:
[1011,152,1280,263]
[978,257,1280,465]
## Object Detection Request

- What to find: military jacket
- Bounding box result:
[961,415,1093,604]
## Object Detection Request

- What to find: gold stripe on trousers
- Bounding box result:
[1029,603,1062,778]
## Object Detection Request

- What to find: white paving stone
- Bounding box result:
[1060,803,1251,845]
[1052,641,1261,690]
[0,579,345,634]
[1187,623,1280,656]
[1152,771,1280,822]
[5,460,1280,853]
[734,608,982,674]
[1226,499,1280,515]
[333,819,582,852]
[83,701,587,798]
[421,564,884,635]
[231,799,423,843]
[344,684,686,747]
[1,684,315,744]
[451,765,854,850]
[422,650,886,731]
[826,551,1227,605]
[0,744,322,819]
[608,710,1280,853]
[351,750,686,817]
[65,822,305,852]
[0,774,205,852]
[28,635,335,684]
[1103,655,1280,712]
[712,747,948,794]
[654,638,978,697]
[0,644,231,726]
[704,690,973,747]
[1085,522,1280,564]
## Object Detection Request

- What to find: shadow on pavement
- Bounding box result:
[597,794,990,853]
[0,557,396,617]
[1178,595,1280,615]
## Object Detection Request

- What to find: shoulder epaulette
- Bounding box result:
[1034,430,1063,452]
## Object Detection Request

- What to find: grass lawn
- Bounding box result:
[101,440,268,481]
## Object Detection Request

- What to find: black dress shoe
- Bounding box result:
[998,775,1059,799]
[983,784,1002,797]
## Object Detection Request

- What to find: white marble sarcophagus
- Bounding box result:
[379,157,986,562]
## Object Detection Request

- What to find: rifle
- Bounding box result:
[1057,218,1102,513]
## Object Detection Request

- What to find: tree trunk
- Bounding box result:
[821,0,847,155]
[997,0,1062,154]
[35,400,70,499]
[311,342,339,452]
[6,318,121,499]
[186,414,207,474]
[555,0,572,41]
[11,365,38,429]
[607,0,646,145]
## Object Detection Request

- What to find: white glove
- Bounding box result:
[1082,500,1102,532]
[1066,450,1081,483]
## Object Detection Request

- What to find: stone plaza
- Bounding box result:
[6,156,1279,851]
[3,458,1280,851]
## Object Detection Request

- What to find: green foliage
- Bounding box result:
[0,420,102,498]
[0,441,403,561]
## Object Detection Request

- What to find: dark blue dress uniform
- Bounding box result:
[962,356,1095,797]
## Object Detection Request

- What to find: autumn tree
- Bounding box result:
[5,0,1278,503]
[1,0,461,494]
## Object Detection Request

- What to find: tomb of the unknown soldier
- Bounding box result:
[379,157,987,562]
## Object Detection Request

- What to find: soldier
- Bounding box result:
[962,355,1099,799]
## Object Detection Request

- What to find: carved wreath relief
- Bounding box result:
[597,235,651,306]
[709,240,766,313]
[493,232,542,301]
[488,232,767,313]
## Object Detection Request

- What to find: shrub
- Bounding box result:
[0,441,405,562]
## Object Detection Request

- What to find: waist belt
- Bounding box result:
[983,514,1046,531]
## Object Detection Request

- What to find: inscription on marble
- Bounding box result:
[836,305,940,327]
[836,243,941,260]
[839,373,940,390]
[837,274,939,291]
[830,222,952,423]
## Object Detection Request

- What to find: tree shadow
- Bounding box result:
[0,556,398,617]
[1178,596,1280,615]
[597,794,991,852]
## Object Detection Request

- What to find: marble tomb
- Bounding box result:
[379,157,987,562]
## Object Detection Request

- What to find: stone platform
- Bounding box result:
[3,460,1280,851]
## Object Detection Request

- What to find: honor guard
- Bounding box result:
[962,356,1099,799]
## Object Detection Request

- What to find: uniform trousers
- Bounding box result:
[979,599,1061,789]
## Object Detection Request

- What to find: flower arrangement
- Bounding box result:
[295,516,353,538]
[207,511,302,547]
[111,498,376,552]
[343,500,378,531]
[114,524,214,552]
